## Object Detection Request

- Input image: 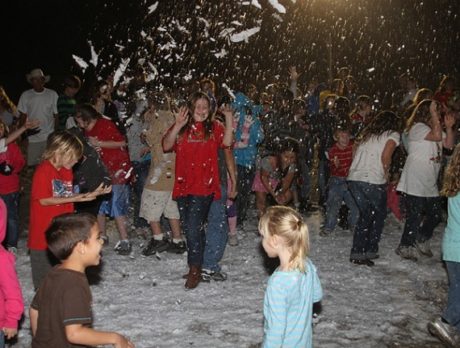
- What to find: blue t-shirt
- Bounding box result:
[263,259,323,348]
[443,193,460,263]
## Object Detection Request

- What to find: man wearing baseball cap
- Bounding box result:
[17,68,58,166]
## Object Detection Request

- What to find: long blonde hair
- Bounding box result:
[441,143,460,197]
[258,206,309,272]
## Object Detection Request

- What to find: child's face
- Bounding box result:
[336,130,351,147]
[57,152,80,170]
[363,104,372,115]
[75,116,89,130]
[280,150,296,167]
[192,98,210,122]
[66,86,80,97]
[83,224,104,266]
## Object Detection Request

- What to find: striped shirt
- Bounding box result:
[328,142,353,177]
[263,259,323,348]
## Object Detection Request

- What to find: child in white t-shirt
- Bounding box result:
[347,110,400,266]
[396,99,455,260]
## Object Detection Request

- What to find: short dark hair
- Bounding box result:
[63,75,82,89]
[75,103,102,122]
[46,213,97,261]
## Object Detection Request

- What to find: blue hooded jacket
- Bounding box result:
[232,92,264,168]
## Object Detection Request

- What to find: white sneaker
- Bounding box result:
[7,246,18,255]
[428,318,459,347]
[228,234,239,246]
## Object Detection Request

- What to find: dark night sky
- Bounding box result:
[2,0,460,103]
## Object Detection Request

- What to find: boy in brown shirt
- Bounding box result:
[29,213,134,348]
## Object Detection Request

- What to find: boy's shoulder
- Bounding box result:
[33,267,90,307]
[45,267,88,285]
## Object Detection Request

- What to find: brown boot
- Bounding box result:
[185,265,201,290]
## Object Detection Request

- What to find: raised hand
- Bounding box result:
[444,112,456,129]
[429,100,441,118]
[243,114,255,127]
[174,106,189,129]
[25,118,40,129]
[288,66,301,81]
[219,103,235,120]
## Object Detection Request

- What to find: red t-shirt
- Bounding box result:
[0,143,25,194]
[167,121,224,200]
[85,117,131,185]
[28,160,74,250]
[328,142,354,177]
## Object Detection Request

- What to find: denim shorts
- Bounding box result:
[99,184,130,217]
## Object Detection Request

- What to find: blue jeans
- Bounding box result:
[1,192,20,248]
[132,160,150,228]
[349,181,387,260]
[176,195,213,266]
[0,330,4,348]
[443,261,460,332]
[324,177,359,231]
[318,159,330,206]
[236,164,256,226]
[399,194,442,247]
[203,184,228,272]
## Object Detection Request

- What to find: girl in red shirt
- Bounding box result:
[163,92,232,289]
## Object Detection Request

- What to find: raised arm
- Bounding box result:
[219,104,234,147]
[425,101,443,142]
[163,106,188,152]
[442,112,456,150]
[288,66,300,99]
[6,119,40,145]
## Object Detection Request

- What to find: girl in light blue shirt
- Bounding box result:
[259,206,323,348]
[428,143,460,346]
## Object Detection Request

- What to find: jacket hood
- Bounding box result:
[233,92,251,109]
[0,199,5,243]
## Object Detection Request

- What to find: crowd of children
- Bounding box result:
[0,65,459,347]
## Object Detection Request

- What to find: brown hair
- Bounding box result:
[46,213,97,260]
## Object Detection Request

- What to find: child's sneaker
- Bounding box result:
[416,240,433,257]
[114,240,132,255]
[228,234,239,246]
[142,238,169,256]
[319,227,332,237]
[166,240,187,254]
[428,318,459,347]
[7,246,18,256]
[395,245,418,261]
[201,269,228,282]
